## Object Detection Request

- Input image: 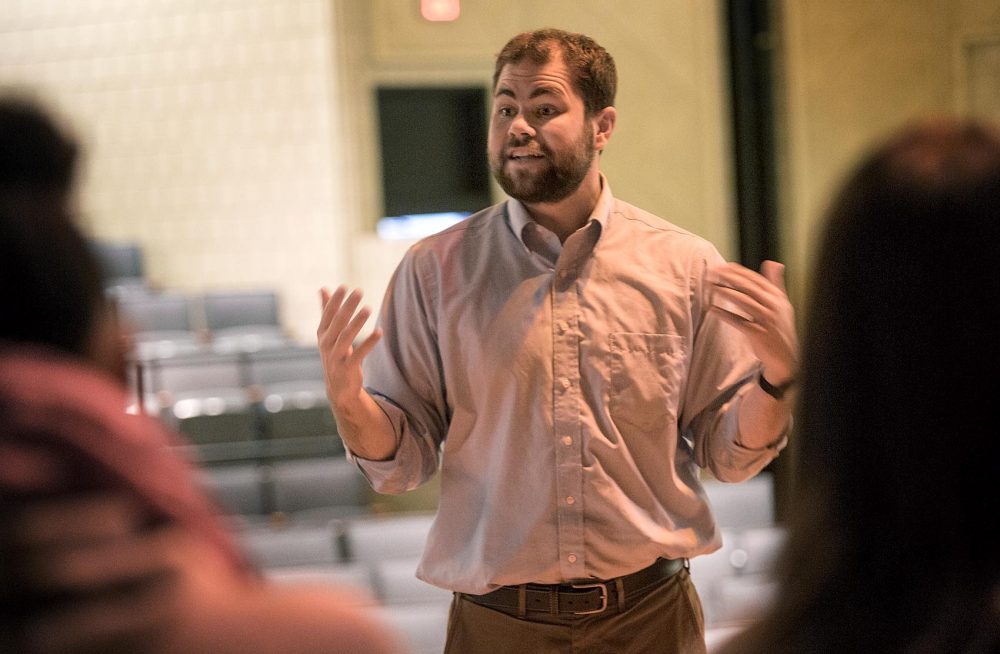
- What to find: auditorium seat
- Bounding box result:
[370,556,452,606]
[265,562,379,601]
[198,290,289,353]
[270,456,369,521]
[142,351,257,445]
[336,512,435,564]
[238,521,342,568]
[117,291,206,361]
[196,462,269,517]
[245,346,341,446]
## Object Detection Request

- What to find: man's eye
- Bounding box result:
[537,106,557,118]
[497,107,515,117]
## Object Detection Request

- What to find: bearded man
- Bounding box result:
[318,28,798,654]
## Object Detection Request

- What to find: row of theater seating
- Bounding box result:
[91,240,335,464]
[199,456,783,654]
[117,288,291,360]
[91,239,294,357]
[199,456,368,524]
[131,344,342,465]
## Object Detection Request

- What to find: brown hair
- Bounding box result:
[493,28,617,116]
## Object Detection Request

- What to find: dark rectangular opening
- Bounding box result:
[376,86,491,219]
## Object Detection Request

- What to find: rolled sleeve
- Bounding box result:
[689,381,786,481]
[348,392,440,494]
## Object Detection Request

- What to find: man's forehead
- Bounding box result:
[494,58,574,98]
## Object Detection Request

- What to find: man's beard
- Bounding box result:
[491,126,596,204]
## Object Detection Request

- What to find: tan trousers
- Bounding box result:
[443,568,707,654]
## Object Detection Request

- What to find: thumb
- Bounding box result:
[760,260,786,292]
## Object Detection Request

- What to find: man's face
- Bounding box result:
[488,51,597,204]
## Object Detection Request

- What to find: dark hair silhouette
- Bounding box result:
[720,117,1000,654]
[0,95,78,196]
[0,95,105,357]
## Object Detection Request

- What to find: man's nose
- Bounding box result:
[508,112,535,138]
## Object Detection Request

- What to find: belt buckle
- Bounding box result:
[569,582,608,615]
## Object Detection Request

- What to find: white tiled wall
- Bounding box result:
[0,0,350,343]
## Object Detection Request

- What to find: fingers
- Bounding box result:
[708,262,799,385]
[318,286,366,336]
[709,260,790,312]
[351,328,383,365]
[317,285,348,335]
[340,305,374,359]
[317,285,381,402]
[708,265,764,325]
[318,286,377,349]
[707,260,793,334]
[7,496,184,595]
[710,264,773,305]
[328,298,368,356]
[760,260,787,292]
[332,290,366,344]
[710,288,761,327]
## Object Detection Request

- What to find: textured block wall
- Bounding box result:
[0,0,349,343]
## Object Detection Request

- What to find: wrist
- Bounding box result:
[330,388,370,415]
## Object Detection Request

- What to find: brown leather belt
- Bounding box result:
[461,557,685,617]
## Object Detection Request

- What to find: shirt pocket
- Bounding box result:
[608,332,685,435]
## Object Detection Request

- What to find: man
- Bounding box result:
[318,28,796,653]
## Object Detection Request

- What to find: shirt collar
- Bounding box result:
[506,174,614,248]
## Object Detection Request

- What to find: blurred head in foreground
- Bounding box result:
[722,116,1000,654]
[0,93,127,381]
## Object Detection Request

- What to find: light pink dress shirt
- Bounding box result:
[355,179,785,594]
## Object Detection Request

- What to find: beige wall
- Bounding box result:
[0,0,348,343]
[3,0,996,341]
[336,0,736,316]
[0,1,736,343]
[777,0,1000,308]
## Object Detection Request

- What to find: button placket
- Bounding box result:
[552,275,584,579]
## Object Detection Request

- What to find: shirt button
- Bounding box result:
[557,320,569,333]
[559,378,571,390]
[567,554,577,563]
[566,496,575,505]
[561,436,572,446]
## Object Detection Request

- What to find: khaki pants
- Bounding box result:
[443,568,706,654]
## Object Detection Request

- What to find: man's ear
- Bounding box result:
[593,106,616,151]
